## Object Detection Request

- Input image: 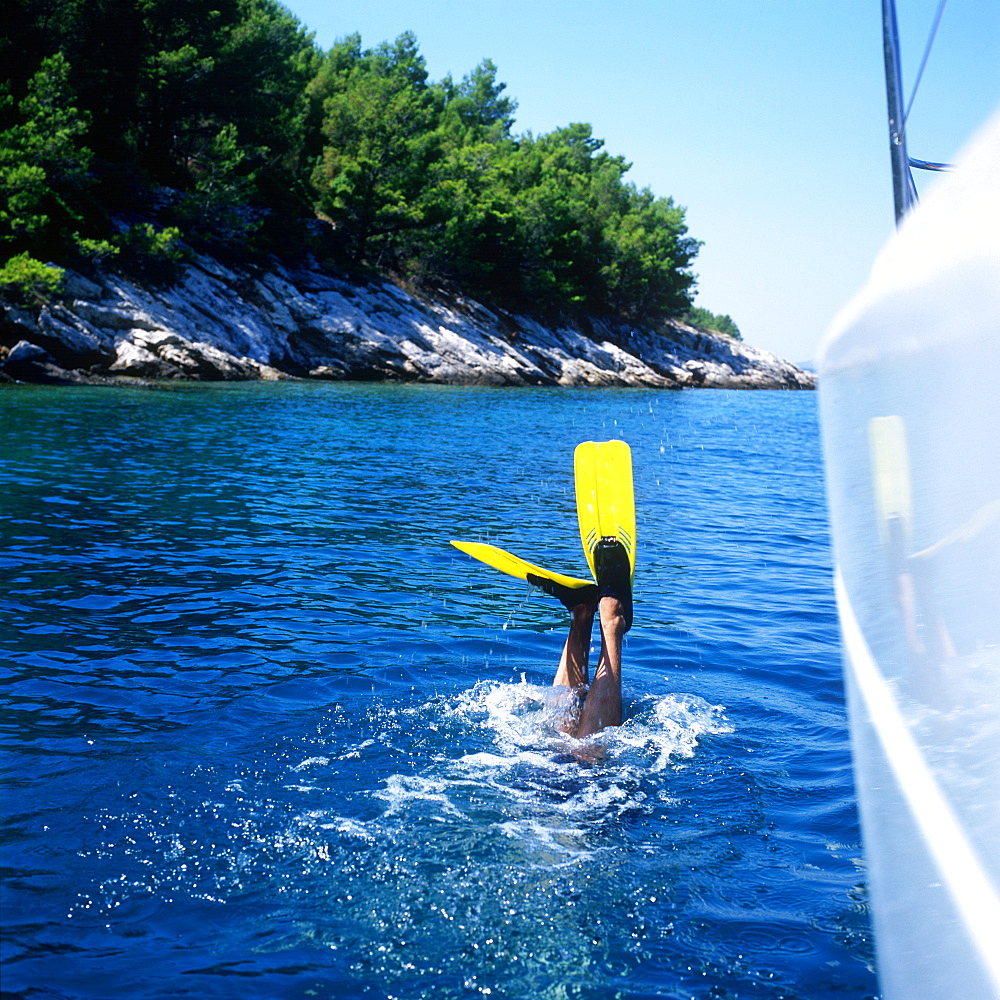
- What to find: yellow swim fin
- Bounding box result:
[450,539,595,590]
[574,440,636,583]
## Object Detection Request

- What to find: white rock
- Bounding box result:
[2,250,815,388]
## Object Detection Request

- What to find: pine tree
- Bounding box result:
[0,52,92,249]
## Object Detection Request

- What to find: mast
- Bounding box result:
[882,0,918,224]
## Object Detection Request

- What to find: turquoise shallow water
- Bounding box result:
[0,382,877,999]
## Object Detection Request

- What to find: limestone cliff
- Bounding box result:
[0,254,814,389]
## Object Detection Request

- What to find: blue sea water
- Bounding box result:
[0,382,877,1000]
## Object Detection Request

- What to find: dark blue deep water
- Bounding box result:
[0,383,877,999]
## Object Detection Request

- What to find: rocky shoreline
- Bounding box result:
[0,254,814,389]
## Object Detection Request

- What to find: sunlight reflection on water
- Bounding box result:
[1,382,876,999]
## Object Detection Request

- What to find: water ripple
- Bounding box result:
[1,384,875,999]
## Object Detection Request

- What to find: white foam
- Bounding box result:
[497,818,592,866]
[613,693,733,772]
[374,774,464,818]
[449,681,729,766]
[289,756,330,772]
[322,817,375,840]
[458,750,555,771]
[318,682,735,869]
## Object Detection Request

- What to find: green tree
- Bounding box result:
[398,60,520,289]
[505,124,605,304]
[0,251,65,305]
[405,115,700,319]
[601,186,700,321]
[127,0,318,214]
[685,306,741,339]
[509,126,699,318]
[0,7,702,322]
[0,52,92,248]
[172,123,261,244]
[208,0,320,221]
[311,32,444,267]
[438,59,517,142]
[3,0,319,239]
[415,137,520,292]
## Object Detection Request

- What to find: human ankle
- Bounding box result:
[599,598,628,633]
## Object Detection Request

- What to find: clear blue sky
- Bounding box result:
[281,0,999,363]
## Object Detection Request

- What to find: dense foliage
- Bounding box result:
[1,0,704,321]
[684,306,741,340]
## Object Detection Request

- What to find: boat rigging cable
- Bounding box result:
[882,0,953,225]
[904,0,948,124]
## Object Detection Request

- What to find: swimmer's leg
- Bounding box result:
[576,538,632,737]
[576,596,627,737]
[552,599,596,689]
[526,574,598,689]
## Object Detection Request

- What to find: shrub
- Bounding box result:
[113,223,191,281]
[0,252,65,305]
[73,234,120,265]
[685,306,741,340]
